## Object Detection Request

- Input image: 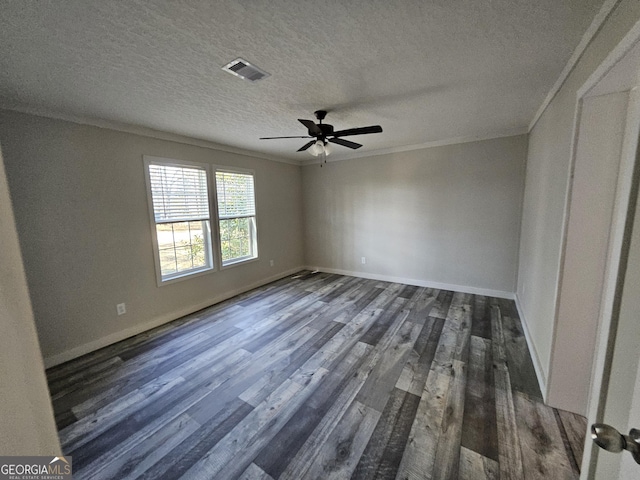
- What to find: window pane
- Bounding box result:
[155,220,210,277]
[175,245,193,271]
[215,171,255,218]
[156,223,176,250]
[219,216,255,264]
[149,165,210,222]
[159,247,177,275]
[146,159,214,282]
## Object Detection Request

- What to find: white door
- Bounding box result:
[587,155,640,478]
[579,35,640,477]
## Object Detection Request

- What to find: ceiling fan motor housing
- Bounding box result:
[316,124,334,138]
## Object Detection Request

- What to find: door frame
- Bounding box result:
[561,20,640,479]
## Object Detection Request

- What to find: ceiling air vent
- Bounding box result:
[222,58,270,82]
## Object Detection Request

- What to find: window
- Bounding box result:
[215,169,258,266]
[145,157,214,283]
[144,157,259,284]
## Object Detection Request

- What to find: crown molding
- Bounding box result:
[301,127,529,165]
[0,102,300,166]
[528,0,621,132]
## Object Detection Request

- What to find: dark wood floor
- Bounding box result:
[46,272,587,479]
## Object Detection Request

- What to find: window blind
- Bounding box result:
[149,164,210,222]
[215,171,256,218]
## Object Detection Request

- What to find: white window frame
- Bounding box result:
[143,157,260,285]
[213,166,259,268]
[143,155,216,286]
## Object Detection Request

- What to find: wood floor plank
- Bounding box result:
[279,293,415,480]
[238,463,275,480]
[471,295,491,339]
[351,387,408,479]
[395,369,453,480]
[72,382,225,477]
[514,392,577,479]
[461,335,499,461]
[287,283,404,381]
[48,356,124,397]
[137,398,254,480]
[396,316,445,396]
[429,289,454,319]
[179,324,321,426]
[501,314,543,400]
[238,320,345,407]
[432,359,468,480]
[405,288,439,325]
[276,367,370,480]
[557,409,588,468]
[459,446,499,480]
[61,373,187,448]
[491,305,525,480]
[56,326,243,418]
[77,311,317,459]
[355,311,422,412]
[63,344,252,452]
[85,412,201,480]
[47,276,580,480]
[399,284,419,299]
[318,275,360,303]
[359,297,408,346]
[253,342,372,479]
[180,369,330,480]
[452,293,473,364]
[366,388,421,479]
[297,400,381,480]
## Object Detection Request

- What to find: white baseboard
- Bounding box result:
[305,266,515,300]
[43,266,305,368]
[514,293,548,401]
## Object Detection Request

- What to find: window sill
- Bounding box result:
[158,265,214,286]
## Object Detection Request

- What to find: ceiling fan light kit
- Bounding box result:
[309,140,331,157]
[260,110,382,163]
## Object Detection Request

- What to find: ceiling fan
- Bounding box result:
[259,110,383,158]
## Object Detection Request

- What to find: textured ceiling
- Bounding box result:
[0,0,604,162]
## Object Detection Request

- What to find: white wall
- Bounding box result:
[549,91,628,414]
[517,0,640,409]
[0,111,304,365]
[0,144,61,455]
[302,135,527,296]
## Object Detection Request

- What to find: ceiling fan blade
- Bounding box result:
[332,125,383,137]
[298,119,322,135]
[260,135,312,139]
[297,140,316,152]
[328,137,362,149]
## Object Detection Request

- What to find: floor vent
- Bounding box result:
[222,58,270,82]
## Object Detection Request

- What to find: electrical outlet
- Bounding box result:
[116,303,126,315]
[361,256,366,265]
[270,259,274,267]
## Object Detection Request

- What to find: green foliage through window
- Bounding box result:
[215,171,257,265]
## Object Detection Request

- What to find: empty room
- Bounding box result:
[2,1,640,479]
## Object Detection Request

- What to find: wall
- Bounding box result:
[302,135,527,296]
[0,111,304,365]
[517,0,640,408]
[0,144,61,455]
[549,91,628,414]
